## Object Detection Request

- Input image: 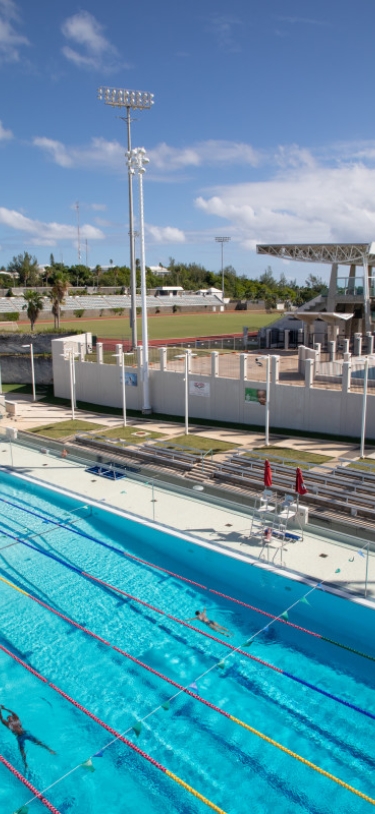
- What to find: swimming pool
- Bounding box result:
[0,469,374,814]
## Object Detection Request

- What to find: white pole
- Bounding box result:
[69,353,75,421]
[185,350,189,435]
[265,355,270,446]
[121,352,127,428]
[30,343,36,402]
[360,357,369,458]
[138,162,151,413]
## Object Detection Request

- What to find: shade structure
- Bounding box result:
[295,467,308,495]
[264,459,272,488]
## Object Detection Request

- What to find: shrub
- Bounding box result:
[73,309,85,319]
[111,308,124,316]
[4,312,19,321]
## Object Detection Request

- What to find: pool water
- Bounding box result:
[0,470,374,813]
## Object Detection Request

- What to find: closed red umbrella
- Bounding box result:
[295,467,308,495]
[264,459,272,488]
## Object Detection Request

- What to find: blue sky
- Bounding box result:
[1,0,375,283]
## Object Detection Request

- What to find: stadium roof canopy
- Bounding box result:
[257,243,375,265]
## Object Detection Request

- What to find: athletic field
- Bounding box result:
[31,310,278,340]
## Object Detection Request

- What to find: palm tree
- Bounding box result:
[22,290,44,331]
[49,273,69,330]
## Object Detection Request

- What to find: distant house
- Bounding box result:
[195,287,223,298]
[149,266,170,276]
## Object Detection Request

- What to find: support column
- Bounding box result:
[305,359,314,388]
[159,347,167,372]
[327,262,338,311]
[284,329,289,350]
[115,343,122,365]
[342,361,351,392]
[266,328,271,349]
[363,256,371,332]
[96,343,103,364]
[211,351,219,378]
[239,353,247,382]
[303,323,309,346]
[328,341,335,362]
[354,333,362,356]
[366,332,374,355]
[271,355,280,383]
[342,339,349,354]
[79,343,85,362]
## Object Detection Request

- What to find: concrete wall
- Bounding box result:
[52,334,375,439]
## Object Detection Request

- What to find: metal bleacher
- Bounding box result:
[0,293,222,313]
[215,453,375,527]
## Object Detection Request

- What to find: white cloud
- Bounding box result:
[90,203,107,211]
[33,135,124,170]
[33,137,73,168]
[0,0,29,63]
[34,135,261,173]
[147,225,186,244]
[61,11,125,73]
[0,207,104,246]
[208,14,242,53]
[149,140,260,171]
[0,120,12,140]
[196,163,375,247]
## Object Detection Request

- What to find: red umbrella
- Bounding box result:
[295,467,308,495]
[264,459,272,488]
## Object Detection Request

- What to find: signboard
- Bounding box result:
[124,372,138,387]
[189,380,210,398]
[245,387,266,406]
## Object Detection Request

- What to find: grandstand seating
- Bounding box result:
[0,293,222,314]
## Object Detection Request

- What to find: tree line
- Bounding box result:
[1,252,328,327]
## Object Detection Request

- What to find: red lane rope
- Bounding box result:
[0,754,61,814]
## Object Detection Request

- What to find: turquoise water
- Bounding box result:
[0,471,374,813]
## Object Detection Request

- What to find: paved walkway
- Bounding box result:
[2,393,362,462]
[1,435,373,605]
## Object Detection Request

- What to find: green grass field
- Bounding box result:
[29,310,278,341]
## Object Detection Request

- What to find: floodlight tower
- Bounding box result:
[215,236,231,300]
[127,147,151,414]
[97,87,154,349]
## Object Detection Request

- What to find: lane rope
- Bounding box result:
[1,539,374,724]
[0,754,61,814]
[0,647,226,814]
[1,494,374,664]
[0,641,374,810]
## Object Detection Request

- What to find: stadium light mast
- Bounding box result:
[127,147,151,414]
[214,236,231,300]
[97,87,154,349]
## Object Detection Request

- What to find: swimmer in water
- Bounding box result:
[189,609,231,636]
[0,705,56,771]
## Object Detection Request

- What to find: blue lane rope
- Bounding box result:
[1,523,375,725]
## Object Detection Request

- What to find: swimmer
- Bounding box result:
[189,609,231,636]
[0,705,56,771]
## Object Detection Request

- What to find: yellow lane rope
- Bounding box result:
[166,772,226,814]
[1,570,373,808]
[230,715,375,807]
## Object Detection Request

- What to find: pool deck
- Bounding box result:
[2,429,374,606]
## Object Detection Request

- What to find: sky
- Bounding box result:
[2,0,375,284]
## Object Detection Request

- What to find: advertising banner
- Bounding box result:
[189,380,210,397]
[245,387,266,406]
[124,371,138,387]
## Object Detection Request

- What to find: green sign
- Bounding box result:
[245,387,266,406]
